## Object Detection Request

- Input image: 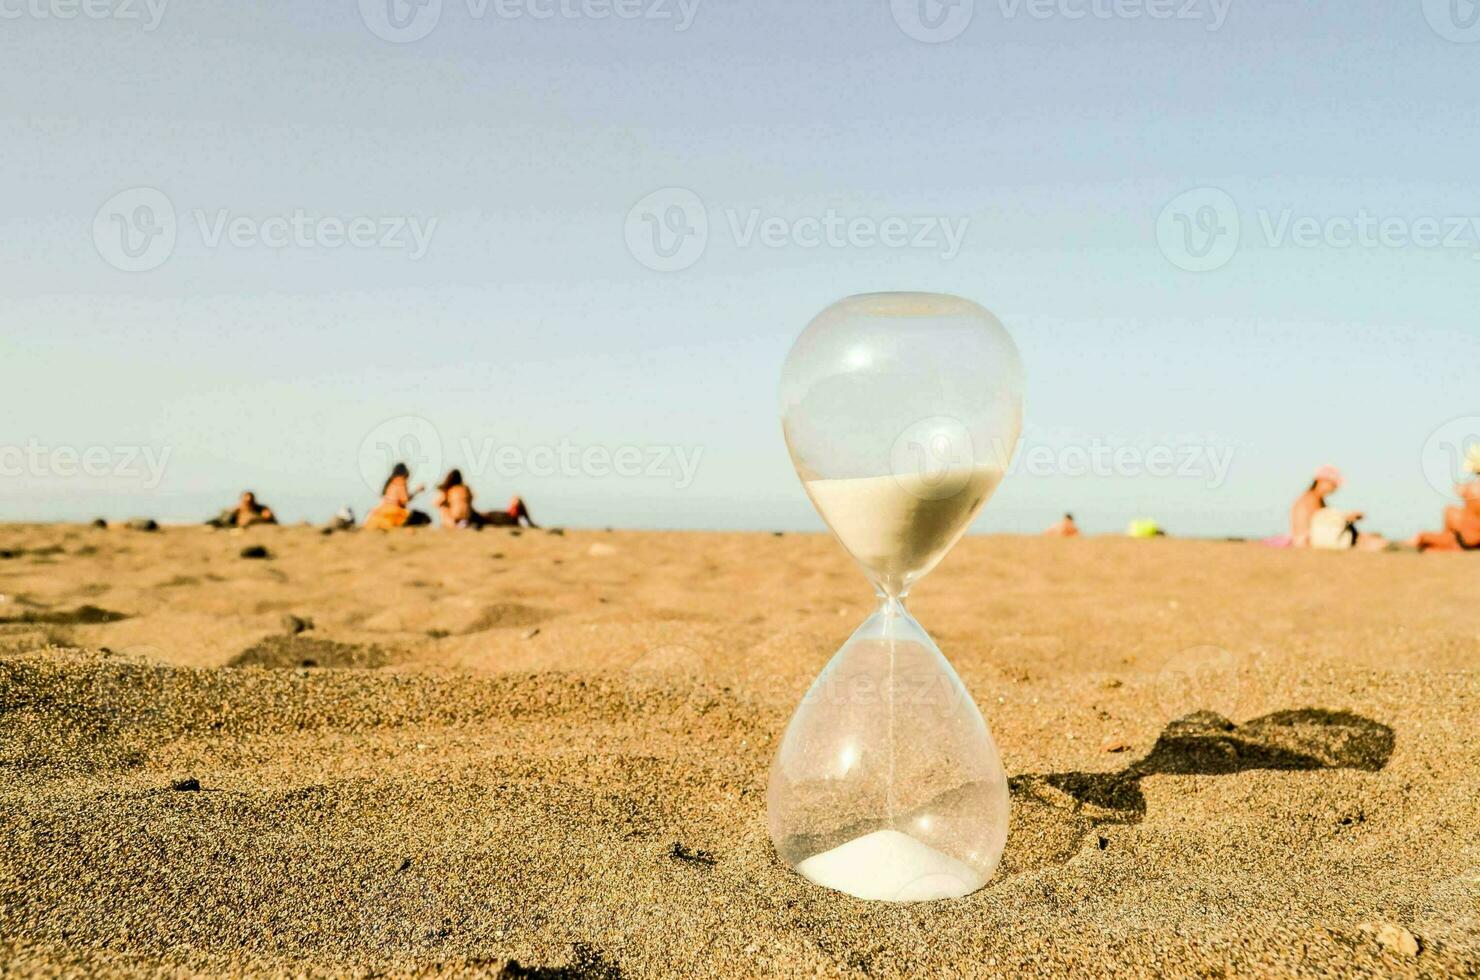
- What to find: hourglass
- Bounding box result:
[768,292,1024,902]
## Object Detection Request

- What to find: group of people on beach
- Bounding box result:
[1282,458,1480,553]
[363,463,537,530]
[210,463,537,532]
[1042,451,1480,554]
[213,449,1479,553]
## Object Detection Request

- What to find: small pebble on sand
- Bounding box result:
[1361,922,1420,956]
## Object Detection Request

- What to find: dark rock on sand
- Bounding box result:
[501,943,624,979]
[0,605,129,626]
[668,842,717,867]
[465,603,549,633]
[229,635,388,670]
[280,614,313,635]
[170,777,202,792]
[239,545,271,560]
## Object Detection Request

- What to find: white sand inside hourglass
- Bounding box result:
[805,464,1002,587]
[795,829,985,902]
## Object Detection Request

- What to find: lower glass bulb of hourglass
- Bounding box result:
[766,599,1008,902]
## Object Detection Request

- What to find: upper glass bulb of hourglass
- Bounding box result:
[779,292,1024,596]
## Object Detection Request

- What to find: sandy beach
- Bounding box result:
[1,523,1476,977]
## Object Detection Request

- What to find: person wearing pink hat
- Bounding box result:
[1288,465,1388,550]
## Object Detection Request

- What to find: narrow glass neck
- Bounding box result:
[875,587,911,607]
[876,594,909,614]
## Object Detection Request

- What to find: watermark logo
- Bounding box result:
[724,208,968,259]
[0,440,171,488]
[624,643,712,712]
[626,642,700,676]
[1157,186,1240,272]
[0,0,168,30]
[457,437,703,488]
[93,187,176,273]
[359,0,443,42]
[93,187,438,271]
[890,417,977,500]
[359,0,699,43]
[625,187,709,272]
[891,0,974,42]
[800,664,973,711]
[357,416,444,496]
[891,0,1233,41]
[1000,437,1235,488]
[354,421,704,492]
[192,209,437,258]
[1422,0,1480,42]
[996,0,1232,31]
[1420,416,1480,498]
[1257,209,1480,256]
[884,424,1235,495]
[624,187,971,272]
[1152,644,1242,721]
[1159,186,1480,271]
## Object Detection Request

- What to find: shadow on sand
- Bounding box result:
[1003,708,1395,870]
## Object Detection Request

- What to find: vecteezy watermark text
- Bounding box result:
[193,210,436,256]
[1158,186,1480,272]
[1002,438,1234,486]
[887,417,1235,495]
[995,0,1232,29]
[358,0,699,43]
[624,187,969,272]
[890,0,1232,43]
[93,187,438,272]
[0,440,171,488]
[459,437,704,487]
[0,0,167,29]
[356,416,703,493]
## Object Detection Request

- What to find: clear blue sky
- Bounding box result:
[2,0,1478,537]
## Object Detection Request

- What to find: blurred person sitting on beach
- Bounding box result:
[207,491,277,528]
[364,462,432,530]
[1044,513,1079,537]
[233,491,277,527]
[433,468,538,529]
[1407,449,1480,552]
[1287,465,1388,551]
